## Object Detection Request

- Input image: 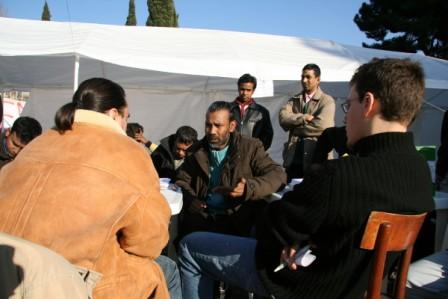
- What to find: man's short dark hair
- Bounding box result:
[350,58,425,124]
[206,101,235,122]
[11,116,42,144]
[303,63,321,78]
[175,126,198,145]
[237,73,257,89]
[126,123,144,137]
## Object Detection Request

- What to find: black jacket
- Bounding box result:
[231,101,273,150]
[436,111,448,181]
[255,132,434,299]
[0,131,13,170]
[151,134,177,181]
[312,126,350,163]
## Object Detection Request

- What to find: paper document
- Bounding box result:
[274,245,316,272]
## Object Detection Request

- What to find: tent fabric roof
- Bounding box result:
[1,17,448,90]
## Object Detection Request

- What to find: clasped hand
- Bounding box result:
[188,178,247,214]
[213,178,247,198]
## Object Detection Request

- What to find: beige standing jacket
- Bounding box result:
[279,87,335,166]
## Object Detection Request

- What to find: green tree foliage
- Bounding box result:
[146,0,179,27]
[172,7,179,27]
[125,0,137,25]
[354,0,448,59]
[41,1,51,21]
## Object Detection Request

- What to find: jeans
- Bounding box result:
[406,250,448,299]
[156,255,182,299]
[178,232,269,299]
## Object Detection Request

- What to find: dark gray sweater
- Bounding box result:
[255,132,435,299]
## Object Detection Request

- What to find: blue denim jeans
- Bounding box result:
[156,255,182,299]
[406,250,448,299]
[178,232,269,299]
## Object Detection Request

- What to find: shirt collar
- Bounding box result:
[305,91,316,103]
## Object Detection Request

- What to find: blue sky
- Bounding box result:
[0,0,370,46]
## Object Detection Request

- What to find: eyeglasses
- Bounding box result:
[341,101,350,113]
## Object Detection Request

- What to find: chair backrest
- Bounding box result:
[360,211,427,299]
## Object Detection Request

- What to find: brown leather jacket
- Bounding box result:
[0,110,171,299]
[176,133,286,234]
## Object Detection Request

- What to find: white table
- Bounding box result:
[160,186,183,260]
[161,188,183,215]
[434,191,448,251]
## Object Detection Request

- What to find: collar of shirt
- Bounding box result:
[235,97,255,118]
[304,91,316,104]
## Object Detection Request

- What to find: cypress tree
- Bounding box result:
[125,0,137,26]
[41,1,51,21]
[146,0,179,27]
[172,7,179,27]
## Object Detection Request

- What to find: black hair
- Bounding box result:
[303,63,321,78]
[206,101,235,122]
[126,122,144,137]
[11,116,43,144]
[175,126,198,145]
[237,73,257,89]
[54,78,127,133]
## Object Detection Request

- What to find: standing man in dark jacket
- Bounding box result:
[176,101,286,238]
[178,58,435,299]
[231,73,273,150]
[151,125,197,181]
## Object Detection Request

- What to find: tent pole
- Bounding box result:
[73,54,80,92]
[423,100,446,113]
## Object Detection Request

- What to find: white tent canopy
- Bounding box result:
[1,17,448,162]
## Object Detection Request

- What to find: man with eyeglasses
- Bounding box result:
[178,58,434,299]
[279,63,335,180]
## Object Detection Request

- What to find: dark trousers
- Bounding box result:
[286,139,317,181]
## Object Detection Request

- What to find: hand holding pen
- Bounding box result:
[274,245,316,272]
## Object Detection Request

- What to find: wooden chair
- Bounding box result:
[360,211,427,299]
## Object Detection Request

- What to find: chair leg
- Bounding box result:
[394,247,414,299]
[367,223,392,299]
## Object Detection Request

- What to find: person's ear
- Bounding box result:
[5,128,10,137]
[363,92,378,118]
[229,120,237,133]
[105,108,119,120]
